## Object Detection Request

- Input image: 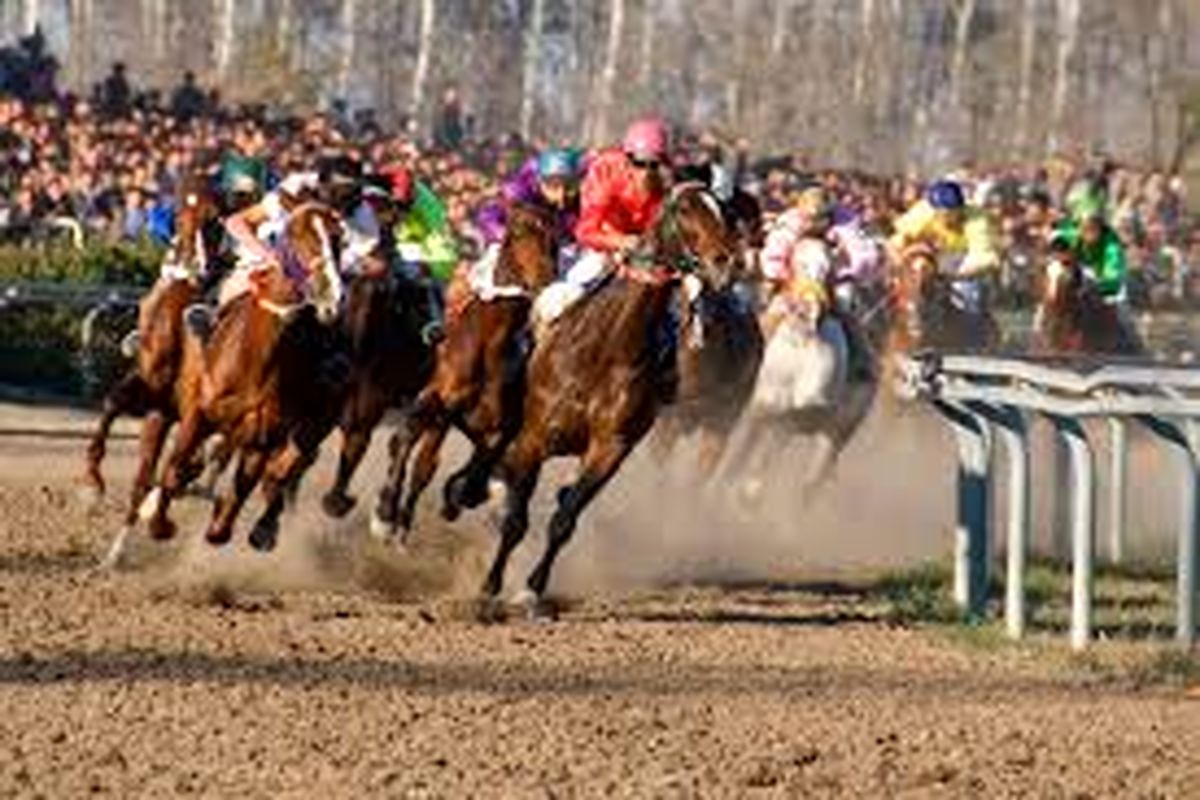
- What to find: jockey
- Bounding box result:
[467,148,583,299]
[533,117,670,323]
[380,162,458,342]
[887,179,1001,331]
[1049,188,1139,349]
[760,186,837,312]
[827,203,887,315]
[217,169,321,312]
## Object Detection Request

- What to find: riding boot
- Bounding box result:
[420,283,446,346]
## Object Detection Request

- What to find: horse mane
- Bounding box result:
[497,201,559,290]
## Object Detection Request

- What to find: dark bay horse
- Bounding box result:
[478,184,740,618]
[1032,253,1138,355]
[319,261,438,519]
[888,248,998,354]
[138,203,348,551]
[371,202,560,540]
[651,187,764,476]
[84,175,231,566]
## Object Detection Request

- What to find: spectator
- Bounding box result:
[433,86,464,151]
[97,62,132,119]
[169,71,208,123]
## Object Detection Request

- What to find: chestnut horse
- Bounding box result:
[1032,254,1138,355]
[84,174,231,565]
[371,202,560,540]
[137,203,348,551]
[479,184,740,618]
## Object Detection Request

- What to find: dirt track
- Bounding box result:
[1,404,1198,798]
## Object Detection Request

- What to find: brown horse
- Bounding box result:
[478,184,740,618]
[84,175,232,565]
[371,202,560,540]
[1032,254,1137,355]
[138,203,348,551]
[888,249,998,354]
[319,261,438,519]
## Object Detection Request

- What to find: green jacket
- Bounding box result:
[1052,218,1127,299]
[394,181,457,282]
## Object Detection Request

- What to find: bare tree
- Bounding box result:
[1049,0,1081,152]
[520,0,546,139]
[410,0,435,126]
[1013,0,1040,157]
[213,0,236,85]
[337,0,357,99]
[589,0,624,142]
[948,0,978,110]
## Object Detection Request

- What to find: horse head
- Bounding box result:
[170,177,221,279]
[501,201,560,291]
[650,183,741,293]
[285,203,345,325]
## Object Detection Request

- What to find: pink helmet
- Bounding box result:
[622,117,669,162]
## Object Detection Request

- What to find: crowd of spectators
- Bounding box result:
[1,39,1198,307]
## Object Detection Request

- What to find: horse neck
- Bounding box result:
[498,229,556,291]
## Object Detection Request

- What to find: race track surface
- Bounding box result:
[0,405,1197,798]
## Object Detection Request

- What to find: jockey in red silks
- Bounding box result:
[533,117,671,323]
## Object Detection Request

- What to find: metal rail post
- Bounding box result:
[1108,416,1128,565]
[969,401,1030,640]
[933,400,991,620]
[1137,415,1198,648]
[1047,415,1095,651]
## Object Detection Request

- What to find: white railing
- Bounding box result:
[897,352,1199,651]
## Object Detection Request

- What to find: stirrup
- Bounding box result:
[119,330,140,359]
[420,320,444,346]
[183,303,215,341]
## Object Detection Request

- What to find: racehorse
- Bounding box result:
[476,183,740,618]
[649,185,765,476]
[138,203,348,551]
[888,248,998,353]
[718,288,882,504]
[83,174,230,565]
[1032,252,1137,355]
[371,202,559,540]
[319,260,438,519]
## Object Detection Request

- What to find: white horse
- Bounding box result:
[718,290,881,503]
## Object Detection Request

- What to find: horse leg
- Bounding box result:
[442,436,505,520]
[206,448,267,546]
[800,430,841,499]
[82,371,147,501]
[249,441,312,552]
[520,440,629,617]
[322,425,373,519]
[192,434,232,499]
[141,409,211,541]
[100,410,171,570]
[479,439,544,616]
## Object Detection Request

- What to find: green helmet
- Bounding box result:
[1065,180,1105,223]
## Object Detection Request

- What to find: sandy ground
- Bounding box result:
[0,402,1198,798]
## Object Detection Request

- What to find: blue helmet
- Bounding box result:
[536,148,581,181]
[927,179,966,211]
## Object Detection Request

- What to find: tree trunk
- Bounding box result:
[520,0,546,140]
[411,0,436,129]
[214,0,236,86]
[338,0,357,100]
[948,0,977,109]
[1048,0,1081,153]
[637,0,655,98]
[591,0,625,143]
[21,0,38,35]
[1013,0,1038,156]
[852,0,876,105]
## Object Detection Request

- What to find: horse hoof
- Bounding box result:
[137,487,163,522]
[98,526,133,571]
[513,589,556,623]
[440,502,462,523]
[473,595,507,625]
[369,509,395,542]
[205,524,233,547]
[76,482,104,511]
[321,491,356,519]
[149,516,176,542]
[248,520,279,553]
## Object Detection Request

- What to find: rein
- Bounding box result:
[620,183,713,284]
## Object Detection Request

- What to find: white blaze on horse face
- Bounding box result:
[1047,258,1069,300]
[312,214,343,323]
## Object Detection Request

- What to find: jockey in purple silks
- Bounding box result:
[466,149,584,300]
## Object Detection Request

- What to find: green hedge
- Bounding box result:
[0,240,163,285]
[0,241,160,399]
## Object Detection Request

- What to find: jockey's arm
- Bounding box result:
[224,203,276,266]
[574,166,637,254]
[760,213,800,286]
[957,214,1001,279]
